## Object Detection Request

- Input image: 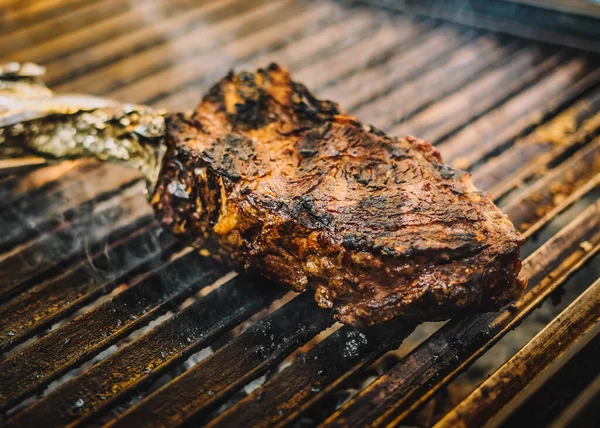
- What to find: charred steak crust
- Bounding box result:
[151,64,526,327]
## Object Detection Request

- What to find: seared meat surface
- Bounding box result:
[152,64,525,326]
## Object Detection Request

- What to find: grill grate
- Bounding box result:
[0,0,599,427]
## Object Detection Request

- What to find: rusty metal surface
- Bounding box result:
[0,0,598,426]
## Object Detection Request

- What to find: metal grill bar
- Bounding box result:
[0,0,92,36]
[9,0,218,67]
[0,156,47,177]
[112,292,333,428]
[437,67,600,170]
[0,185,152,300]
[0,224,177,353]
[502,137,600,236]
[435,277,600,428]
[318,25,476,112]
[392,55,592,145]
[0,1,599,426]
[501,335,600,426]
[44,0,255,87]
[57,0,319,96]
[0,0,132,58]
[0,161,93,207]
[0,252,229,413]
[0,162,141,252]
[6,276,286,427]
[473,86,600,196]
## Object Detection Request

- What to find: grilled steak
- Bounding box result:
[151,64,526,326]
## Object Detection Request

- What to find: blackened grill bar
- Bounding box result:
[0,184,154,301]
[0,224,179,353]
[0,0,599,426]
[436,277,600,428]
[0,162,142,252]
[111,292,335,428]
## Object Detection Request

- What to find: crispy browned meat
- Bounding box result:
[151,64,526,326]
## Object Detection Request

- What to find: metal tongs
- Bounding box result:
[0,62,167,188]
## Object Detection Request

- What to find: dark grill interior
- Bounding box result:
[0,0,599,426]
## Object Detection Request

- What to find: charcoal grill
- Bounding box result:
[0,0,599,426]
